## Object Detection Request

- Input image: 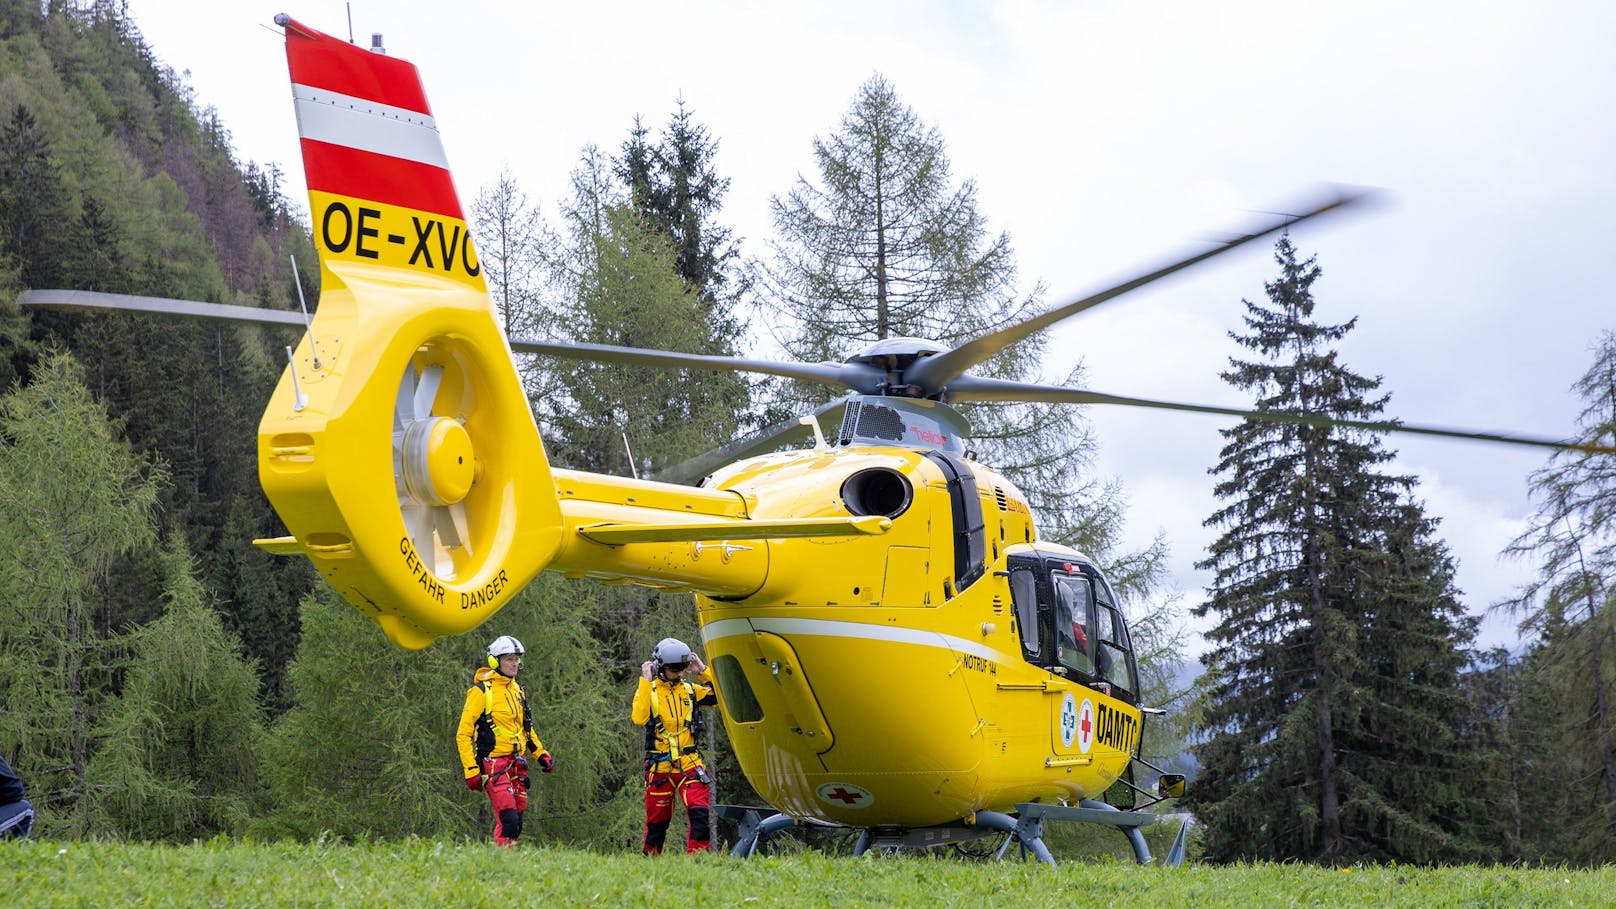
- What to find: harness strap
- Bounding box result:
[480,679,528,753]
[646,679,700,765]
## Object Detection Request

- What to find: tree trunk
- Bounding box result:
[67,587,87,830]
[1589,610,1616,841]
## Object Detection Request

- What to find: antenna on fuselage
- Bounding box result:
[622,431,640,480]
[800,413,828,449]
[288,254,321,370]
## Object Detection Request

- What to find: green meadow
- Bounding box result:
[3,840,1613,908]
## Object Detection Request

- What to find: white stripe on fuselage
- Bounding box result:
[290,83,448,169]
[702,616,1016,666]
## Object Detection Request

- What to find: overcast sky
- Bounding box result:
[123,1,1615,652]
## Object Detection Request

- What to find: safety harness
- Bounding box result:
[474,676,535,767]
[644,678,706,769]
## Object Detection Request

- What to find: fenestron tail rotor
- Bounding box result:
[393,362,475,578]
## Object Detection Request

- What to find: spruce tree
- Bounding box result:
[1190,235,1480,864]
[615,101,744,335]
[537,146,747,476]
[610,103,751,433]
[0,103,72,288]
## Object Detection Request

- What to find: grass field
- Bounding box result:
[4,839,1614,908]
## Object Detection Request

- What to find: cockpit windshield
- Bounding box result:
[837,396,970,453]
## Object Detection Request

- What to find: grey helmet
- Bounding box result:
[652,637,692,673]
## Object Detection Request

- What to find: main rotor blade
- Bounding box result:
[944,375,1609,453]
[651,396,853,486]
[509,337,882,392]
[906,186,1377,395]
[19,289,307,326]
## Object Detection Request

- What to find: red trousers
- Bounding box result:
[483,755,529,846]
[643,769,711,854]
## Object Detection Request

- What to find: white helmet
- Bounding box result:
[488,635,525,658]
[652,638,692,672]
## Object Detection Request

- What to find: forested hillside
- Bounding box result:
[0,0,316,705]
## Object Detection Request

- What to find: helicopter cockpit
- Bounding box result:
[836,395,971,454]
[1007,551,1142,704]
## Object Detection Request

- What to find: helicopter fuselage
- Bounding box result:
[545,433,1146,828]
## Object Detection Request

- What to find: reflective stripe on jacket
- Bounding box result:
[456,667,545,778]
[631,670,716,773]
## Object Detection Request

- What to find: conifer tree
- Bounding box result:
[615,102,744,339]
[88,536,266,840]
[471,166,548,340]
[764,73,1166,599]
[1501,331,1616,859]
[258,591,477,840]
[611,104,751,434]
[0,103,72,288]
[1190,235,1479,864]
[537,146,747,476]
[0,353,161,835]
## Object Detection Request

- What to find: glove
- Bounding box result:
[537,752,555,773]
[465,774,483,792]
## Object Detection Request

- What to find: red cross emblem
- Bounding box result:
[817,782,874,808]
[1077,699,1095,754]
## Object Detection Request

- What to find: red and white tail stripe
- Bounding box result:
[278,15,479,284]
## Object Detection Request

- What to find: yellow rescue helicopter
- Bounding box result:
[20,14,1598,864]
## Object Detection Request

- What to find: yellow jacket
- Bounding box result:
[456,667,547,780]
[632,670,716,773]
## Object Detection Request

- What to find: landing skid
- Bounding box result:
[719,800,1189,867]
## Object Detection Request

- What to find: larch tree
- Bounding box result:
[1501,330,1616,861]
[471,165,549,340]
[257,590,478,840]
[763,72,1171,664]
[1189,235,1481,864]
[88,536,267,840]
[0,353,162,836]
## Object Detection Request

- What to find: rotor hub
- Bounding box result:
[401,416,475,507]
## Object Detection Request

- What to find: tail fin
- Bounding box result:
[261,16,561,649]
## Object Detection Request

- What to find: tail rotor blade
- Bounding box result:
[413,365,444,420]
[402,500,434,560]
[436,503,472,557]
[395,365,417,432]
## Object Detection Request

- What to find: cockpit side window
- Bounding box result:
[1009,568,1039,660]
[1092,578,1140,700]
[1052,572,1094,676]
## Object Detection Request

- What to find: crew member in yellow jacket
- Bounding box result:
[632,637,717,854]
[457,635,553,846]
